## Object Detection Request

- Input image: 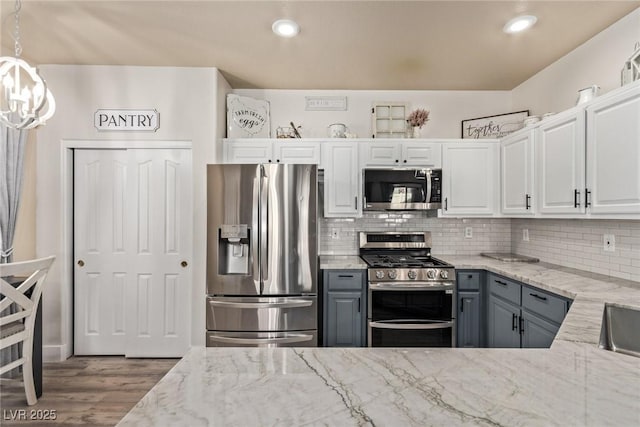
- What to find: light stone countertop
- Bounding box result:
[118,256,640,427]
[320,255,368,270]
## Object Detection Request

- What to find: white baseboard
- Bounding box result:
[43,344,71,362]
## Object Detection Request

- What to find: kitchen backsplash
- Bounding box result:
[512,219,640,282]
[321,215,640,283]
[319,212,511,256]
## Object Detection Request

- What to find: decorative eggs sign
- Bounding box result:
[227,94,271,138]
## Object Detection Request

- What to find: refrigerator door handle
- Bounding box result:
[208,334,314,345]
[260,165,269,289]
[252,170,261,291]
[208,299,313,309]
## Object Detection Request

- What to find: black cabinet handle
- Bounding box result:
[338,274,354,278]
[467,274,473,279]
[585,188,591,208]
[276,159,280,163]
[525,194,531,210]
[354,196,358,210]
[519,316,524,335]
[268,159,272,163]
[512,313,517,331]
[460,298,464,313]
[494,279,508,286]
[444,198,448,211]
[529,293,547,301]
[574,189,580,208]
[358,297,361,313]
[395,159,399,163]
[403,160,407,163]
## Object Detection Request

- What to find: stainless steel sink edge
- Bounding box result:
[599,303,640,358]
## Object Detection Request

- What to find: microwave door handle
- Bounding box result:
[426,170,432,203]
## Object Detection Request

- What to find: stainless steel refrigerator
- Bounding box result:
[206,164,318,347]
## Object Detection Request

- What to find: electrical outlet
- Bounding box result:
[331,229,340,240]
[523,229,529,242]
[603,234,615,252]
[464,227,473,239]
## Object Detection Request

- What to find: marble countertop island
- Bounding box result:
[119,257,640,426]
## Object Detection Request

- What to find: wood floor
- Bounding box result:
[0,357,178,426]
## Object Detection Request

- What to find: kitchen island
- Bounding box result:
[118,257,640,426]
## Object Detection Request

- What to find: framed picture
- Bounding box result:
[227,94,271,138]
[461,110,529,139]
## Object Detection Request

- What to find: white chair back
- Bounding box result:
[0,255,55,405]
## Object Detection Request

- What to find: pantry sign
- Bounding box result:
[94,109,160,132]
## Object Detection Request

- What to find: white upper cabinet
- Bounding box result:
[441,141,499,217]
[586,83,640,216]
[501,129,535,215]
[322,142,360,217]
[535,109,586,215]
[223,139,320,164]
[360,140,441,167]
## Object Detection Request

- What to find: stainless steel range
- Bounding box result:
[359,231,456,347]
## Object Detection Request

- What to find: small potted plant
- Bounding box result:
[407,108,430,138]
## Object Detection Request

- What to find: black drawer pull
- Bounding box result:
[529,293,547,301]
[467,274,473,279]
[512,313,517,331]
[338,275,354,278]
[460,298,464,313]
[494,279,508,286]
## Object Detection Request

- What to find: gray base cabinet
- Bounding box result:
[487,295,520,348]
[487,272,570,348]
[456,271,484,348]
[323,270,366,347]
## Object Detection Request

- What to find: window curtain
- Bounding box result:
[0,121,27,376]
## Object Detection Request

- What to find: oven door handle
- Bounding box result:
[369,282,454,291]
[208,334,314,345]
[369,320,454,330]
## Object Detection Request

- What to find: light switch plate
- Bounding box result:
[465,227,473,239]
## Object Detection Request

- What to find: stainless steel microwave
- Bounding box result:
[363,168,442,211]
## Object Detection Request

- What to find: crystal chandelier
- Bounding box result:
[0,0,55,129]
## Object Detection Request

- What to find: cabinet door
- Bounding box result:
[326,292,363,347]
[536,111,586,214]
[487,295,520,348]
[457,291,481,348]
[501,130,534,215]
[275,141,320,164]
[359,140,402,166]
[521,310,559,348]
[323,142,360,217]
[224,140,272,163]
[401,142,442,167]
[586,84,640,216]
[441,142,499,216]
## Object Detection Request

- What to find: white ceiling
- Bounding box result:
[1,0,639,90]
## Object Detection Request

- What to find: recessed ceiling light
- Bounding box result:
[272,19,300,38]
[503,15,537,34]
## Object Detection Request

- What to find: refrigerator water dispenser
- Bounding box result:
[218,224,250,275]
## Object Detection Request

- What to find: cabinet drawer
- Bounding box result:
[488,273,520,304]
[457,271,481,290]
[522,287,567,324]
[325,270,365,291]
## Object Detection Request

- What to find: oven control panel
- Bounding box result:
[369,268,455,282]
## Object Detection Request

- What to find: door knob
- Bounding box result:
[77,260,85,267]
[181,261,188,268]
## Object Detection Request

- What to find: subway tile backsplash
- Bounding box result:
[319,212,512,256]
[512,219,640,282]
[320,214,640,283]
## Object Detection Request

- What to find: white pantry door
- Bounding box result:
[74,148,192,357]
